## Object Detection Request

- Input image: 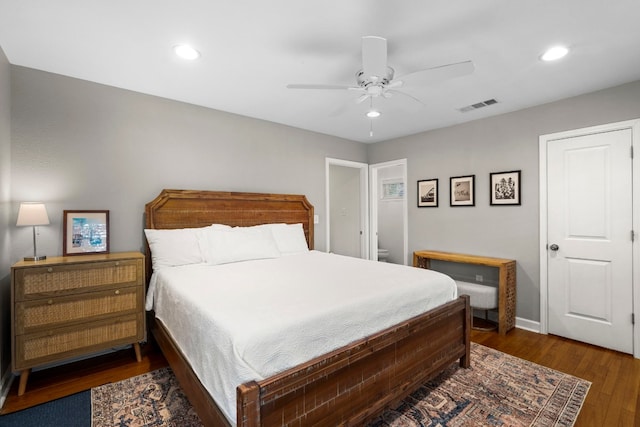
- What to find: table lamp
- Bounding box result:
[16,202,50,261]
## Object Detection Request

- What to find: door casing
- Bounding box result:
[539,118,640,358]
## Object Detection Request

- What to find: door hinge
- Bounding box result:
[632,146,634,159]
[632,230,636,242]
[632,313,635,325]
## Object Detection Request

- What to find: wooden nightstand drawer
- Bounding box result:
[13,258,141,301]
[15,285,143,335]
[14,313,143,369]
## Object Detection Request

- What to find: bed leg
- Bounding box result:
[237,380,261,427]
[460,294,471,368]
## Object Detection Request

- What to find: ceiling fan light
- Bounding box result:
[366,110,381,118]
[541,45,569,61]
[174,44,200,60]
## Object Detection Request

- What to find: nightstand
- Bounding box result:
[11,251,145,395]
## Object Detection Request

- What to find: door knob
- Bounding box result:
[549,244,559,251]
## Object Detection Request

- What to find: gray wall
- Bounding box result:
[368,80,640,322]
[5,62,640,360]
[4,66,366,392]
[0,46,11,392]
[9,66,367,262]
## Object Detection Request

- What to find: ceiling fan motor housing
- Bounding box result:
[356,66,395,88]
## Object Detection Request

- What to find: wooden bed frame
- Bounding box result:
[145,189,471,427]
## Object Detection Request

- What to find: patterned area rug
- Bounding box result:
[91,367,201,427]
[368,343,591,427]
[90,343,590,427]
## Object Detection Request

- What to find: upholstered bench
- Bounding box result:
[455,280,498,331]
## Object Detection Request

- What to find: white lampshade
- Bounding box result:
[16,202,50,226]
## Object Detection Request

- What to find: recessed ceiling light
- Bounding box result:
[541,46,569,61]
[174,44,200,60]
[366,110,381,118]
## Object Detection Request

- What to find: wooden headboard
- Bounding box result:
[144,189,314,280]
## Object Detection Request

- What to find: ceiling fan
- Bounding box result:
[286,36,474,111]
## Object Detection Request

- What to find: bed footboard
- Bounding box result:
[237,294,471,427]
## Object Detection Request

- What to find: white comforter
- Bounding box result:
[146,251,457,425]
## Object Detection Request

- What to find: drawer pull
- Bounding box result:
[115,261,120,266]
[114,290,120,295]
[47,268,53,273]
[47,299,53,305]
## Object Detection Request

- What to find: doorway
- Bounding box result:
[540,119,640,357]
[370,160,408,265]
[326,158,368,258]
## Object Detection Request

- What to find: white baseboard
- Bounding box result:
[515,317,541,333]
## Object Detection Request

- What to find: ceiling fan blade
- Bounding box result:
[388,89,426,106]
[386,79,404,89]
[286,84,354,90]
[328,102,350,117]
[356,93,371,104]
[362,36,387,80]
[399,60,475,86]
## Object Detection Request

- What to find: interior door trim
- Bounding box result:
[539,118,640,358]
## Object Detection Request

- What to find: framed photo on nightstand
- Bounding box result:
[63,210,110,255]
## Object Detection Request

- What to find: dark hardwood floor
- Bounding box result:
[1,329,639,426]
[1,341,168,415]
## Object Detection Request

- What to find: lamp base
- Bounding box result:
[24,255,47,261]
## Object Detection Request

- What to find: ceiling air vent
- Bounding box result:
[458,98,498,113]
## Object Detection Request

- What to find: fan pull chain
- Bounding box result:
[369,98,375,137]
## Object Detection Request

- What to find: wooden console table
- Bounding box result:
[414,250,516,335]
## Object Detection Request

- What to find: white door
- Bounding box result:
[546,128,634,353]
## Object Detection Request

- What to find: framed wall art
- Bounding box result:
[450,175,475,206]
[417,179,438,207]
[63,210,110,255]
[490,170,521,206]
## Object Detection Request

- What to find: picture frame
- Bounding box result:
[417,179,438,207]
[450,175,475,206]
[490,170,521,206]
[63,210,110,256]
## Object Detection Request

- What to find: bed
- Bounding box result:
[144,189,471,427]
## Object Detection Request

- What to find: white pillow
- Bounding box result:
[144,228,205,271]
[269,223,309,255]
[144,224,232,271]
[201,226,281,265]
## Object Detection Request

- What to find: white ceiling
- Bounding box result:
[1,0,640,143]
